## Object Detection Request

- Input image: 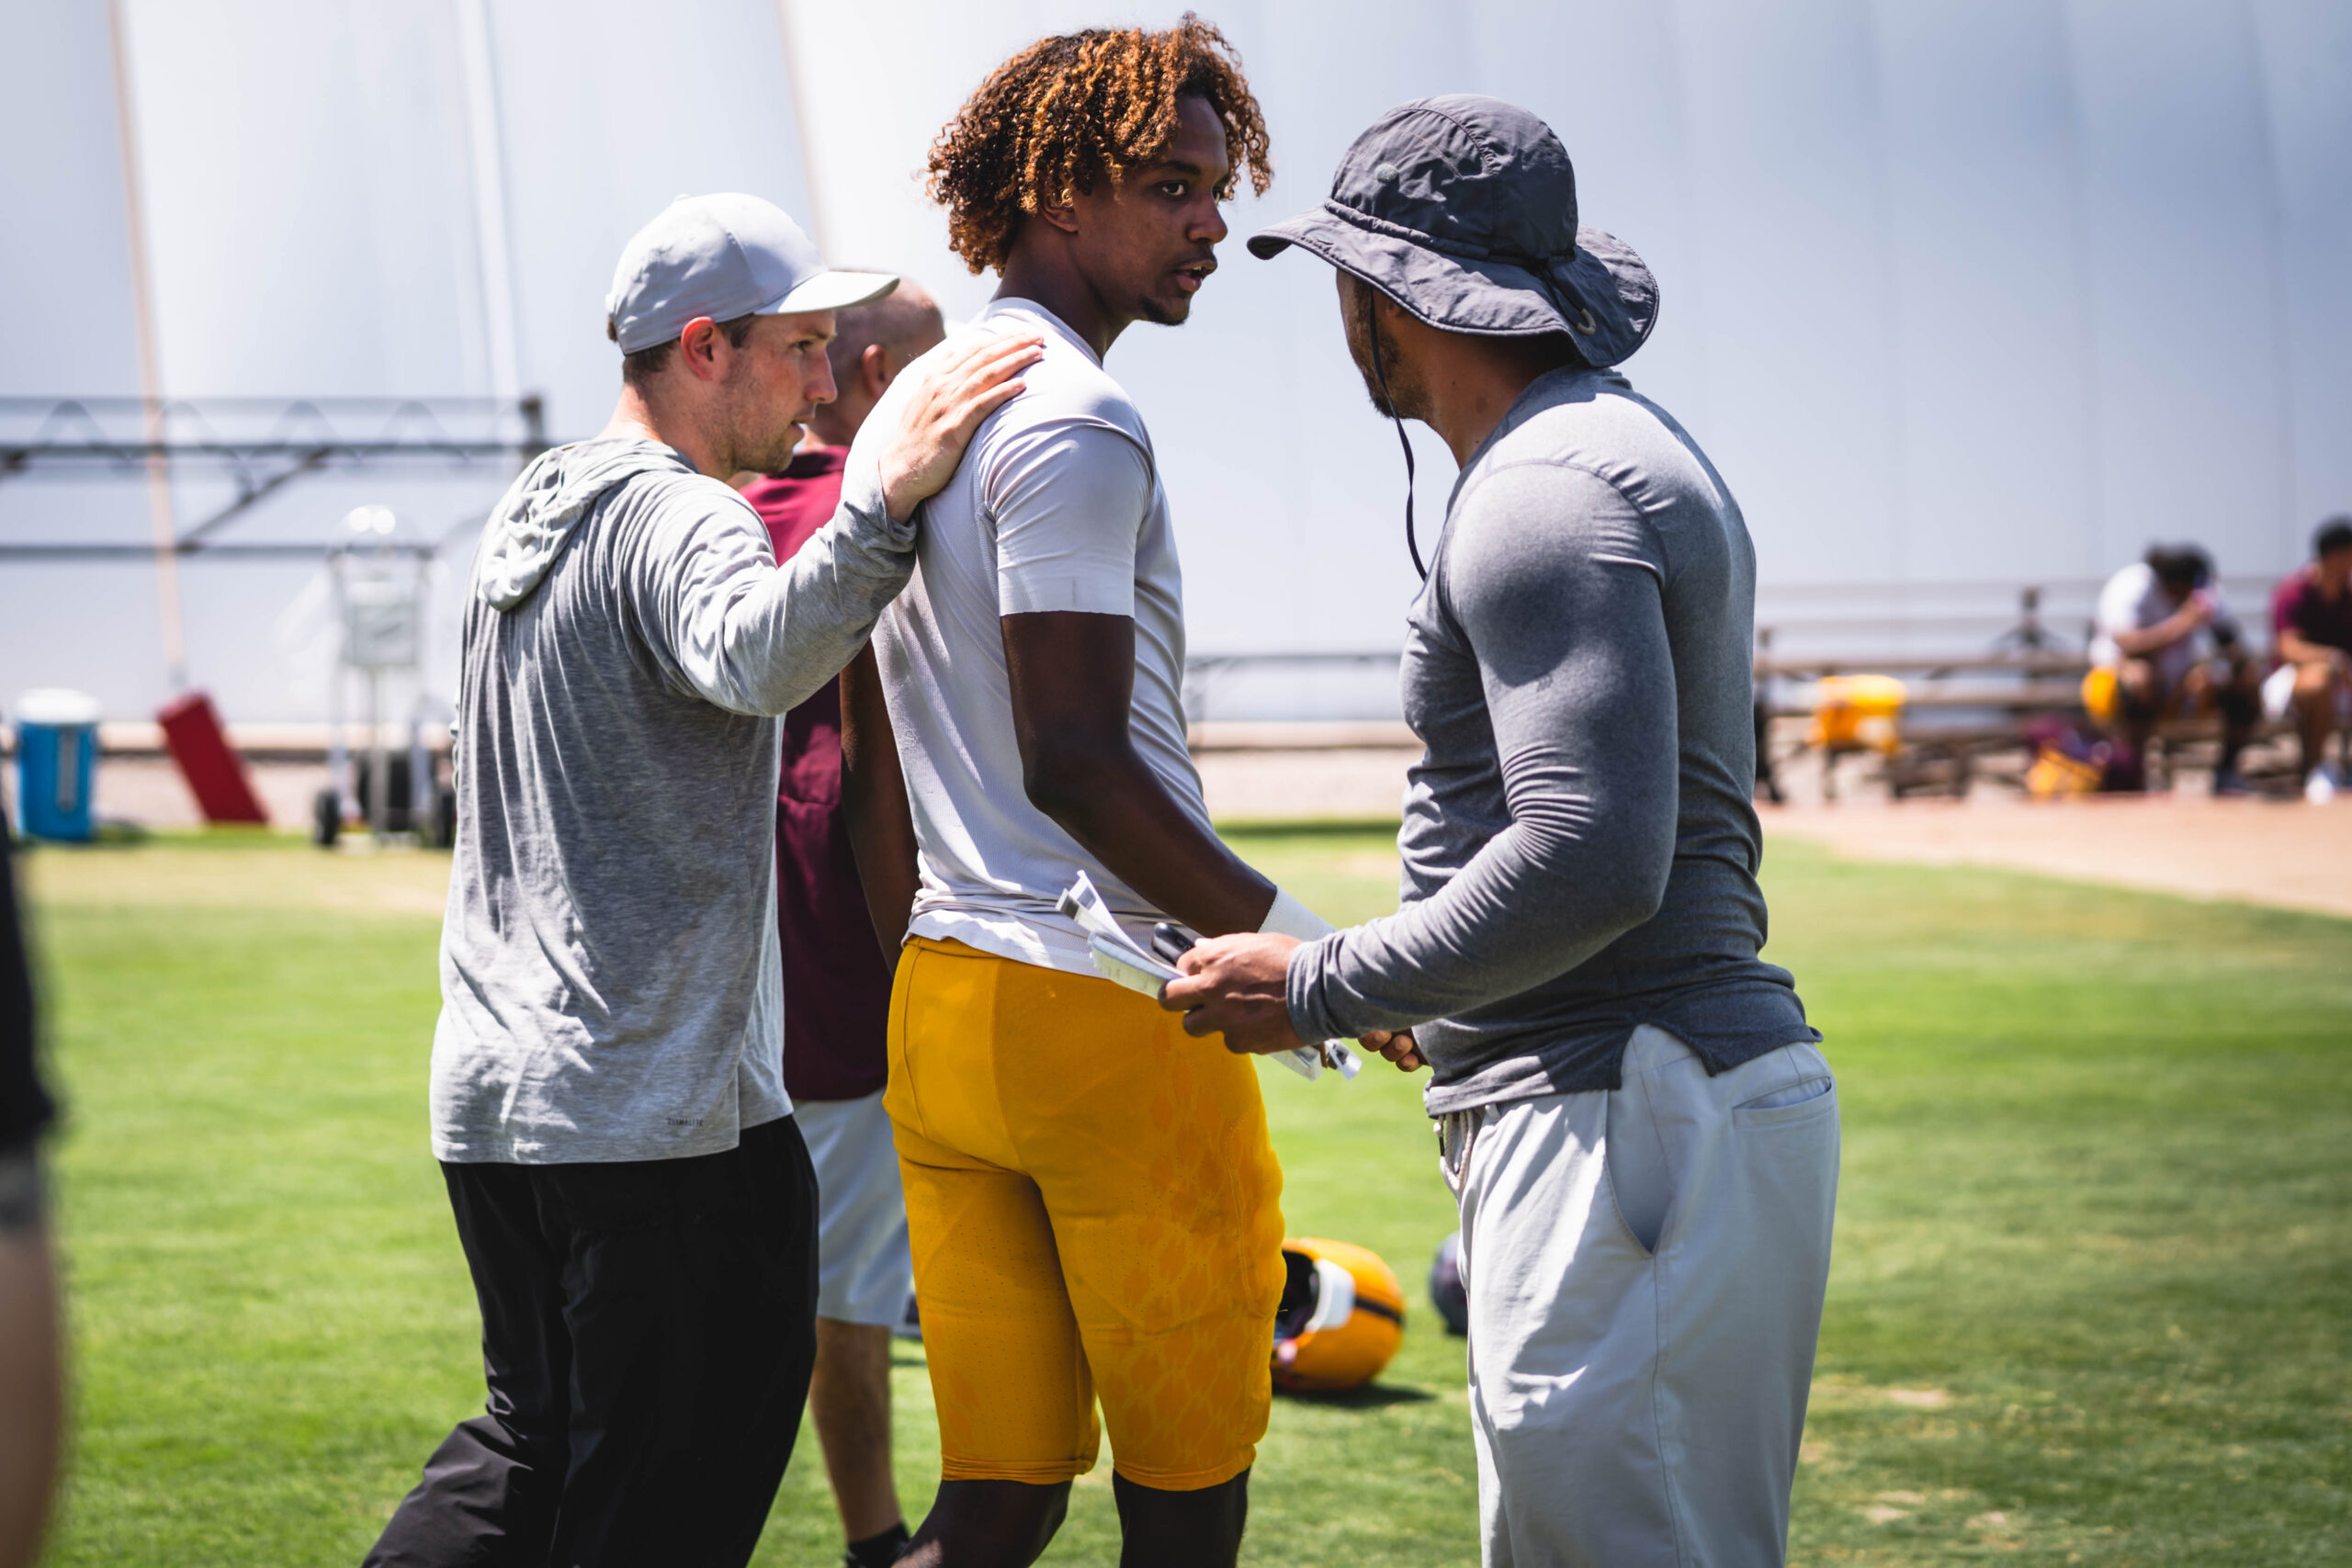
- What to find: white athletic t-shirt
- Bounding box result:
[2090,560,2240,687]
[862,299,1211,975]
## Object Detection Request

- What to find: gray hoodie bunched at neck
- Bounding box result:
[430,435,913,1164]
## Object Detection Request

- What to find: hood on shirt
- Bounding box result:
[474,437,695,611]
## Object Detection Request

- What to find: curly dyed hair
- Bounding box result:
[925,14,1272,275]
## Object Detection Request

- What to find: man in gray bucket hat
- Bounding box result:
[1165,97,1838,1566]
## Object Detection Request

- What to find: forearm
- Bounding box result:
[840,649,921,964]
[1287,769,1671,1041]
[705,458,918,715]
[1030,746,1273,938]
[1001,608,1274,937]
[2113,613,2194,659]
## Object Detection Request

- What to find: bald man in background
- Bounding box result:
[736,279,946,1568]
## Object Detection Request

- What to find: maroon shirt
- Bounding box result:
[2272,568,2352,662]
[741,447,894,1102]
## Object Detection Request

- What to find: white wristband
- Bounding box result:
[1260,886,1335,942]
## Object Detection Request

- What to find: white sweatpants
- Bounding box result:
[1441,1026,1840,1568]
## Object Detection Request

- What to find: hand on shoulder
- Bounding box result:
[876,333,1046,522]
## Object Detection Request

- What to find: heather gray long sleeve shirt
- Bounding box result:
[431,437,912,1163]
[1286,367,1815,1114]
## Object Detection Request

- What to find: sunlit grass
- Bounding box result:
[17,831,2349,1564]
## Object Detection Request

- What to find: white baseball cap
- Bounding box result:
[605,193,896,355]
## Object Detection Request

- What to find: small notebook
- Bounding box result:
[1056,872,1358,1082]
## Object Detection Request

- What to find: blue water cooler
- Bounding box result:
[11,689,103,842]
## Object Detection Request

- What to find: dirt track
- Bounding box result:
[1196,748,2352,921]
[1759,793,2352,919]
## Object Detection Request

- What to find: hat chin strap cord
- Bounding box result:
[1363,288,1426,583]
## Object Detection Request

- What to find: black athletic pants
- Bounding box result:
[366,1115,819,1568]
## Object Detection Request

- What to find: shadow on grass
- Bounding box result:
[1278,1382,1437,1409]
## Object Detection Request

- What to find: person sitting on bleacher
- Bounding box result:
[2265,516,2352,803]
[2089,544,2261,795]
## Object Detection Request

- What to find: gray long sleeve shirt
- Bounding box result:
[430,436,912,1163]
[1286,367,1815,1114]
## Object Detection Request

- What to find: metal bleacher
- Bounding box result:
[1752,575,2285,799]
[1176,575,2289,801]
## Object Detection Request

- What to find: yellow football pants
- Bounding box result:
[884,936,1286,1490]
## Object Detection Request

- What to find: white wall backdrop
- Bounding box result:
[2,0,2346,723]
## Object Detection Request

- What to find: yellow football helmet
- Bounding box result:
[1272,1236,1406,1393]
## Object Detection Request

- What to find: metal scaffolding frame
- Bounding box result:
[0,394,545,560]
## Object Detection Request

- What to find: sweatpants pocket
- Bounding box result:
[1735,1074,1834,1112]
[1729,1041,1839,1127]
[1732,1079,1838,1128]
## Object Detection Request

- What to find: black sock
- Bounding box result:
[844,1521,910,1568]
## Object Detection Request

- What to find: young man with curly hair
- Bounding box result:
[839,18,1407,1567]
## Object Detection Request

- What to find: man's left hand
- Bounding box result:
[1161,933,1425,1071]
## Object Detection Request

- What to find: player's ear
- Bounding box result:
[863,343,894,400]
[1035,190,1080,235]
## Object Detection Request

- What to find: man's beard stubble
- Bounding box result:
[719,379,811,479]
[1346,293,1419,422]
[744,420,806,477]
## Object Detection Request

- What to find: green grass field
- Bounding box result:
[15,829,2350,1565]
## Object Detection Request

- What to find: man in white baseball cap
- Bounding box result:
[604,191,900,354]
[365,194,1038,1568]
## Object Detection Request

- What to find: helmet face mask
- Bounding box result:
[1272,1237,1406,1393]
[1429,1230,1469,1337]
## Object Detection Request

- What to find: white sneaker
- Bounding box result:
[2308,763,2342,805]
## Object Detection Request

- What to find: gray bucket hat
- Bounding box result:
[1249,95,1657,367]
